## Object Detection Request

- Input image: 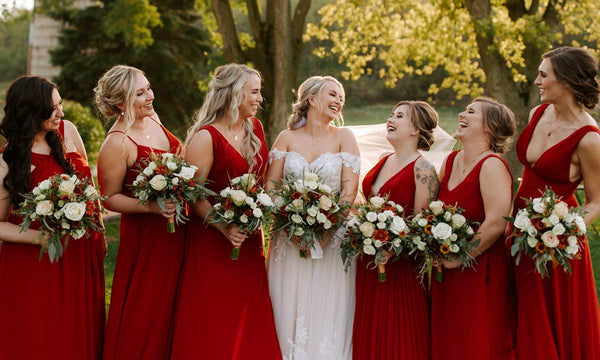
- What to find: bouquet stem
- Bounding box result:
[435,264,444,282]
[231,245,240,260]
[377,263,387,282]
[167,217,175,233]
[299,249,308,258]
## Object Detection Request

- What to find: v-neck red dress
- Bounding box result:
[100,123,186,360]
[512,103,600,359]
[353,154,430,360]
[0,121,105,359]
[169,118,281,360]
[430,151,516,360]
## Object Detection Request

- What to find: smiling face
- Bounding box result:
[131,72,155,120]
[40,88,64,132]
[238,73,263,120]
[534,58,569,104]
[386,104,417,143]
[457,101,487,141]
[311,81,344,121]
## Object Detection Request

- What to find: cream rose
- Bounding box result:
[316,213,328,224]
[291,214,303,224]
[541,231,559,248]
[319,195,333,211]
[574,216,587,234]
[318,183,332,194]
[63,202,86,221]
[513,213,531,230]
[230,190,247,206]
[567,235,578,247]
[565,245,579,255]
[224,210,234,219]
[432,223,453,240]
[166,161,178,171]
[417,218,428,227]
[58,180,75,196]
[84,185,98,198]
[449,244,459,253]
[142,166,154,177]
[376,222,386,229]
[366,212,378,222]
[291,198,304,210]
[552,223,566,236]
[149,175,167,191]
[389,217,407,235]
[359,222,375,238]
[239,214,249,223]
[553,202,569,218]
[253,208,263,218]
[307,216,316,225]
[369,196,385,208]
[178,166,196,181]
[257,193,273,206]
[377,212,388,222]
[72,228,86,239]
[363,245,376,255]
[38,179,51,190]
[429,200,444,215]
[527,236,538,248]
[304,172,319,183]
[294,227,305,236]
[451,214,466,228]
[324,220,332,229]
[374,240,383,248]
[35,200,54,216]
[307,206,319,217]
[162,152,175,160]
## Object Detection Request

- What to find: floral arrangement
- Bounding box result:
[409,200,479,285]
[272,171,348,258]
[132,152,213,232]
[16,173,105,263]
[507,187,586,278]
[341,195,410,282]
[208,173,274,260]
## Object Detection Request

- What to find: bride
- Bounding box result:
[266,76,360,360]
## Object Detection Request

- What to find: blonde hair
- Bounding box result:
[393,100,438,150]
[287,76,345,130]
[93,65,143,136]
[473,97,516,154]
[186,64,263,171]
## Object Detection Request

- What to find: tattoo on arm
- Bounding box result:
[415,161,440,200]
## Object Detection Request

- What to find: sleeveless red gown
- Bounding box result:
[353,155,430,359]
[430,151,516,360]
[170,118,281,359]
[100,123,186,359]
[0,121,105,359]
[512,103,600,359]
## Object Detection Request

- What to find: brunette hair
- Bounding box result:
[473,97,515,154]
[393,100,438,150]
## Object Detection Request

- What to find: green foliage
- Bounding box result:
[44,0,211,137]
[0,8,31,82]
[61,100,106,167]
[103,0,162,49]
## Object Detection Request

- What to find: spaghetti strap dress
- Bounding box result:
[100,122,185,360]
[430,151,516,360]
[512,103,600,359]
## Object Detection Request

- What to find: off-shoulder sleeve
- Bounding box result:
[268,147,288,164]
[338,152,361,174]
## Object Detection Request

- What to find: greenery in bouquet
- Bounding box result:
[16,173,105,263]
[341,195,410,282]
[507,187,587,278]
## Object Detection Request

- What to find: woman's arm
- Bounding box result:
[63,120,88,162]
[338,128,360,206]
[578,131,600,225]
[413,157,439,213]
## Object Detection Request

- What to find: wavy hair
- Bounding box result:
[286,76,345,130]
[474,97,516,154]
[186,64,263,171]
[393,100,438,150]
[0,76,74,205]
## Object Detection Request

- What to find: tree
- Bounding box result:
[0,7,31,82]
[42,0,210,137]
[307,0,600,173]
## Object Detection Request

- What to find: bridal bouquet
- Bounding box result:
[208,173,275,260]
[409,200,479,285]
[132,152,213,233]
[341,195,410,282]
[16,174,105,263]
[507,187,586,278]
[272,171,348,258]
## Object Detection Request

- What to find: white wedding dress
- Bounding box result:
[267,149,360,360]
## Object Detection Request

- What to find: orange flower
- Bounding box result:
[536,242,547,253]
[426,215,435,222]
[425,224,433,234]
[373,229,389,243]
[291,191,302,199]
[440,244,450,254]
[399,231,407,238]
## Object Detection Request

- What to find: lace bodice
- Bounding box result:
[269,148,360,192]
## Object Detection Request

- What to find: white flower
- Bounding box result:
[32,187,40,196]
[147,162,157,171]
[541,231,559,248]
[567,235,578,246]
[306,216,315,225]
[35,194,46,201]
[389,217,407,235]
[526,225,538,237]
[72,228,86,239]
[449,233,458,242]
[172,177,180,185]
[549,214,560,226]
[294,227,304,236]
[444,211,452,222]
[62,202,86,221]
[566,245,579,255]
[383,210,395,218]
[257,193,273,207]
[291,214,303,224]
[449,244,459,253]
[244,197,256,207]
[319,195,333,211]
[527,236,538,248]
[274,196,285,208]
[307,206,319,217]
[324,220,332,229]
[542,217,552,227]
[149,175,167,191]
[230,190,247,206]
[553,202,569,218]
[451,214,466,228]
[346,215,359,227]
[304,172,319,183]
[574,216,586,235]
[466,226,475,236]
[366,212,378,222]
[359,222,375,237]
[38,179,51,190]
[162,152,175,160]
[224,210,234,219]
[178,166,196,180]
[417,218,428,227]
[513,213,531,230]
[291,198,304,210]
[533,200,546,214]
[374,240,383,248]
[143,166,154,176]
[58,180,75,196]
[363,245,376,255]
[53,210,63,219]
[552,223,565,236]
[316,213,328,224]
[432,222,453,240]
[253,208,263,218]
[240,173,257,188]
[318,183,332,193]
[563,213,574,225]
[416,241,426,251]
[369,196,385,208]
[62,222,70,229]
[239,214,248,223]
[363,238,372,245]
[84,185,98,198]
[392,239,401,247]
[305,181,318,190]
[35,200,53,216]
[377,212,388,222]
[376,222,386,229]
[220,188,230,198]
[166,160,178,171]
[429,200,444,215]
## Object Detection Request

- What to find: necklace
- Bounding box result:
[461,149,491,174]
[219,124,244,142]
[387,153,420,178]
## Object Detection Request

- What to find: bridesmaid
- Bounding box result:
[169,64,281,359]
[95,65,183,359]
[431,97,516,359]
[512,46,600,359]
[353,101,439,359]
[0,76,105,358]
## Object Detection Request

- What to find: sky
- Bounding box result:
[0,0,34,10]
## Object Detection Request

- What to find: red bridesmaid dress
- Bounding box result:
[101,122,186,359]
[512,103,600,359]
[353,154,430,359]
[0,121,105,359]
[430,151,516,360]
[169,118,281,360]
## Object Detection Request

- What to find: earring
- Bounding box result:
[120,111,124,116]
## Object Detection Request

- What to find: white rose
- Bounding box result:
[231,176,241,186]
[316,213,328,224]
[377,222,387,229]
[166,161,178,171]
[307,206,318,217]
[574,216,586,235]
[72,228,86,239]
[449,244,459,253]
[395,204,404,213]
[143,166,154,177]
[38,179,51,190]
[220,188,230,198]
[526,225,538,237]
[318,183,332,193]
[553,202,569,218]
[346,215,359,227]
[32,187,41,196]
[35,194,46,201]
[417,218,428,227]
[253,208,263,218]
[444,211,452,222]
[533,201,546,214]
[274,196,285,208]
[244,197,256,206]
[377,212,388,222]
[62,222,70,229]
[305,181,318,190]
[172,177,180,185]
[58,180,75,196]
[548,214,560,226]
[542,217,552,227]
[304,172,319,183]
[319,195,333,211]
[241,174,257,188]
[178,166,196,181]
[324,220,332,229]
[230,190,247,206]
[359,222,375,238]
[294,227,305,236]
[291,198,304,210]
[307,216,315,225]
[389,217,407,235]
[417,241,426,251]
[62,202,86,221]
[162,152,175,160]
[369,196,385,208]
[35,200,54,216]
[451,214,466,228]
[429,200,444,215]
[147,162,157,171]
[363,245,376,255]
[432,222,453,240]
[513,214,531,230]
[224,210,234,219]
[567,235,578,247]
[392,239,401,247]
[384,210,394,218]
[363,238,372,245]
[412,235,421,243]
[563,213,574,225]
[374,240,383,248]
[565,245,579,255]
[466,226,475,236]
[239,214,248,223]
[149,175,168,191]
[449,233,458,242]
[366,212,378,222]
[53,210,63,219]
[257,193,273,207]
[552,223,565,236]
[291,214,303,224]
[84,185,98,198]
[541,231,559,248]
[527,236,538,248]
